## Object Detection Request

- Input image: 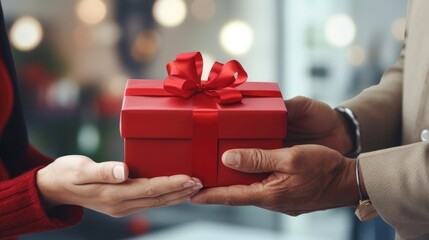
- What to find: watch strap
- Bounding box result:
[334,106,362,158]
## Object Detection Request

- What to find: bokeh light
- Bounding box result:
[45,78,80,109]
[347,45,366,67]
[325,14,356,47]
[191,0,216,21]
[76,0,107,25]
[220,20,254,55]
[391,17,406,41]
[153,0,187,28]
[77,123,100,154]
[9,16,43,51]
[131,30,162,63]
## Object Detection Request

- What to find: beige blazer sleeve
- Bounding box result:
[358,143,429,240]
[340,1,429,238]
[341,49,403,153]
[343,55,429,239]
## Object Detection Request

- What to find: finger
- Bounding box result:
[74,159,129,184]
[114,175,203,200]
[122,184,201,210]
[284,96,312,121]
[114,195,192,217]
[191,183,264,206]
[222,148,286,173]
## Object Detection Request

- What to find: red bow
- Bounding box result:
[164,52,248,104]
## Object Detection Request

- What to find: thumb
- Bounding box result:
[79,161,129,184]
[221,149,280,173]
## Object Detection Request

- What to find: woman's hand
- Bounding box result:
[37,155,202,217]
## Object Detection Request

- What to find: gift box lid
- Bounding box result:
[120,79,287,139]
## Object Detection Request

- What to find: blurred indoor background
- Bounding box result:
[1,0,407,239]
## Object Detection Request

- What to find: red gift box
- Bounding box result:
[120,52,287,187]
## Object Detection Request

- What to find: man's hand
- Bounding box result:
[285,96,353,155]
[37,155,203,217]
[192,146,359,216]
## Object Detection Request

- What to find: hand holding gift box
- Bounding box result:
[120,52,287,187]
[192,97,365,218]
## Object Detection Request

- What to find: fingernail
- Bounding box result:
[113,165,125,180]
[193,183,203,190]
[222,151,240,167]
[183,180,196,188]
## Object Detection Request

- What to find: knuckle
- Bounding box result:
[224,198,239,206]
[288,147,304,169]
[144,178,164,197]
[71,155,92,167]
[145,186,158,197]
[97,165,112,182]
[226,198,239,206]
[293,95,308,102]
[250,149,278,171]
[288,146,301,158]
[224,188,239,206]
[153,196,166,206]
[294,96,312,109]
[65,156,93,183]
[250,149,266,168]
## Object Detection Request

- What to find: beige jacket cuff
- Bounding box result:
[359,142,429,240]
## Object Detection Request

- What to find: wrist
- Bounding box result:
[356,158,368,200]
[354,157,377,221]
[342,158,361,207]
[36,167,62,210]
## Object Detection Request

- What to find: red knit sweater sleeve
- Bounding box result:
[0,167,83,239]
[0,5,83,237]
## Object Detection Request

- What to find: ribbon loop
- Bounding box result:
[164,52,248,104]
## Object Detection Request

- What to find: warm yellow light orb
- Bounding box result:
[10,16,43,51]
[153,0,187,28]
[325,14,356,47]
[76,0,107,25]
[220,20,254,55]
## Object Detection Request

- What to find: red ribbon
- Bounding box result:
[164,52,248,105]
